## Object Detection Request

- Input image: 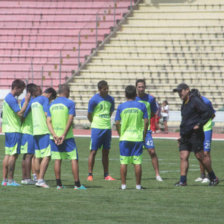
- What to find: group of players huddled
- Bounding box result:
[1,78,218,190]
[2,79,85,189]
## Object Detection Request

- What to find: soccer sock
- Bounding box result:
[38,179,44,183]
[121,184,126,190]
[3,178,7,182]
[75,181,81,187]
[8,179,13,184]
[208,171,216,180]
[104,172,108,178]
[136,185,142,190]
[88,173,93,177]
[56,179,62,186]
[33,174,37,180]
[180,176,187,183]
[201,173,206,179]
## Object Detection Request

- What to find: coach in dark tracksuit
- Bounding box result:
[173,83,219,186]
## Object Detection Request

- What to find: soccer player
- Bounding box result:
[21,83,38,185]
[87,80,115,181]
[31,87,57,188]
[115,85,148,190]
[173,83,219,186]
[31,85,42,181]
[190,89,216,184]
[161,100,169,133]
[135,79,163,181]
[2,79,31,186]
[47,84,86,190]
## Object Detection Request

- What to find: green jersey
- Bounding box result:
[31,95,49,136]
[21,98,33,135]
[48,97,75,139]
[88,93,114,129]
[2,93,21,133]
[115,100,148,142]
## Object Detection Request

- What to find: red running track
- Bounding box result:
[73,129,224,140]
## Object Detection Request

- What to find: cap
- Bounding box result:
[173,83,189,92]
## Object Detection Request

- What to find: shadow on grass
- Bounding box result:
[142,177,176,180]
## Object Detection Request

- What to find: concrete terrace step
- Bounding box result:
[132,11,224,19]
[108,39,224,46]
[69,83,224,93]
[120,26,224,34]
[127,19,224,26]
[109,31,224,38]
[85,65,224,72]
[95,53,224,60]
[72,76,224,84]
[90,58,224,66]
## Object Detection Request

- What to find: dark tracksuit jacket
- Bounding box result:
[180,92,213,137]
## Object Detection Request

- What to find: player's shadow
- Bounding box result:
[46,180,103,189]
[142,177,172,181]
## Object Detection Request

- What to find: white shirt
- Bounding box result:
[161,105,169,117]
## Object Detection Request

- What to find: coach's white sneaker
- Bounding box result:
[202,178,210,183]
[156,176,163,182]
[195,177,203,182]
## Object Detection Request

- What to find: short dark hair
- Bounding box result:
[58,84,70,95]
[97,80,108,90]
[36,86,42,96]
[135,79,146,87]
[44,87,57,100]
[125,85,137,99]
[26,83,37,96]
[11,79,25,90]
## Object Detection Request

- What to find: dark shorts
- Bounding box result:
[179,129,204,153]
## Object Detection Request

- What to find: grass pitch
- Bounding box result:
[0,136,224,224]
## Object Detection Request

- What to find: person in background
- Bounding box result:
[136,79,163,182]
[161,100,169,133]
[155,101,161,133]
[190,89,216,184]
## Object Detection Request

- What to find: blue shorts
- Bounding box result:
[204,130,212,152]
[50,138,78,160]
[144,130,155,149]
[5,132,21,155]
[34,134,51,158]
[21,134,35,154]
[119,141,143,165]
[90,128,111,151]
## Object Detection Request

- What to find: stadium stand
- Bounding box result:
[69,0,224,117]
[1,0,224,130]
[0,0,132,89]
